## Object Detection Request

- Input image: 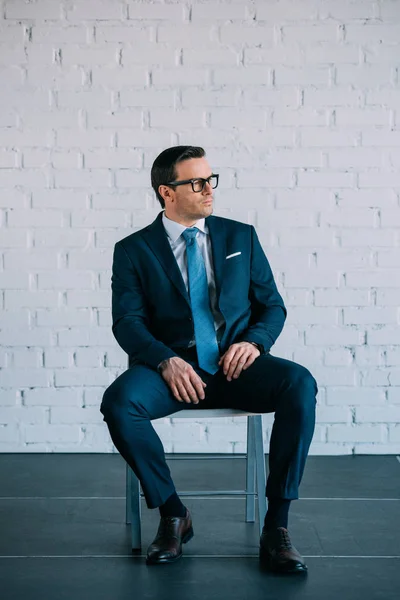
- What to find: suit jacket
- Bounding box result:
[111,210,287,370]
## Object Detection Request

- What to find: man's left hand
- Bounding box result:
[218,341,260,382]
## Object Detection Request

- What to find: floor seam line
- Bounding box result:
[1,496,399,501]
[0,555,399,559]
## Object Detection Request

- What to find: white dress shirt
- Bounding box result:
[161,210,225,347]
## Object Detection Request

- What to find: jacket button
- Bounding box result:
[188,317,192,321]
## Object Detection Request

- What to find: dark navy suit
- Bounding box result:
[100,211,318,509]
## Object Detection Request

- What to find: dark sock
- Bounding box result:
[159,491,187,518]
[263,498,291,531]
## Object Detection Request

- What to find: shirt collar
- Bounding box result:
[162,210,207,243]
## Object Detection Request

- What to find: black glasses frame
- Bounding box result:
[164,173,219,193]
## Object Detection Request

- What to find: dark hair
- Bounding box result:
[151,145,205,208]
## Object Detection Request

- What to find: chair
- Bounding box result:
[125,409,267,551]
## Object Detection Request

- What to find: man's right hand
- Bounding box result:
[159,357,207,404]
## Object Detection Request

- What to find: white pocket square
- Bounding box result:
[225,252,241,259]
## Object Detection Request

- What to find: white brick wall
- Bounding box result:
[1,0,400,455]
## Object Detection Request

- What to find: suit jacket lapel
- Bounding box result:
[142,212,190,307]
[141,211,226,309]
[205,213,226,304]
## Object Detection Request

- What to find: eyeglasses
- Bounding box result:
[164,173,219,193]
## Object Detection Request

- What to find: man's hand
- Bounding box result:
[218,341,260,382]
[159,357,207,404]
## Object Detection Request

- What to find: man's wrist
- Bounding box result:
[157,358,171,373]
[248,341,264,354]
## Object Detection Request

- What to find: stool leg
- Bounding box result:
[124,356,141,551]
[245,416,256,522]
[130,468,142,551]
[253,415,267,537]
[125,462,131,524]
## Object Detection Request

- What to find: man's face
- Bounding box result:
[161,157,215,225]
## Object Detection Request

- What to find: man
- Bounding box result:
[100,146,318,574]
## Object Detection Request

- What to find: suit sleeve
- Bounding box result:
[111,241,179,370]
[237,225,287,353]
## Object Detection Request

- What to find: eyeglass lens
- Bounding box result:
[192,175,218,192]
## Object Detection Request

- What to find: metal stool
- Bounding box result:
[125,409,267,551]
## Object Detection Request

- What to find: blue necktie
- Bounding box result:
[181,227,220,375]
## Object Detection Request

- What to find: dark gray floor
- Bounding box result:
[1,454,400,600]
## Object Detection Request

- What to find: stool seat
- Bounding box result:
[168,408,262,418]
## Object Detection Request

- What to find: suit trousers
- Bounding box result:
[100,348,318,510]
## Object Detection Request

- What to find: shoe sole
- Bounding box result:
[146,527,194,565]
[259,545,308,574]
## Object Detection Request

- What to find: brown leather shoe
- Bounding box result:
[259,526,308,574]
[146,509,194,565]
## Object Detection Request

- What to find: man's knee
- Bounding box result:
[100,385,116,421]
[101,380,153,423]
[100,383,131,422]
[283,364,318,414]
[288,363,317,392]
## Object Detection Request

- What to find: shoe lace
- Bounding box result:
[158,516,180,539]
[276,528,293,552]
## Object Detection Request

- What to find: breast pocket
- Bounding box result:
[225,254,243,265]
[223,253,248,291]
